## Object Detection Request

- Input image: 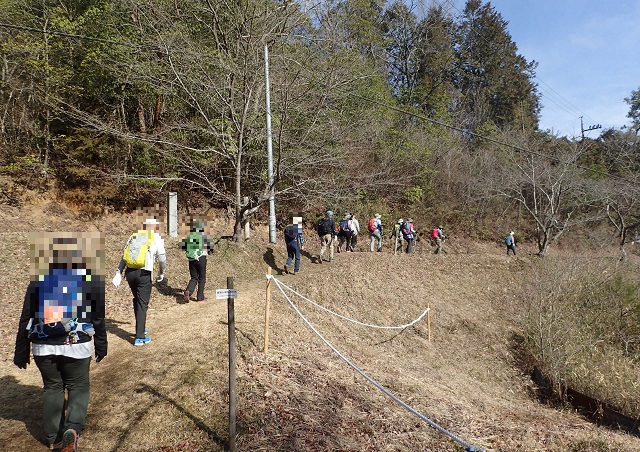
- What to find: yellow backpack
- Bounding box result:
[123,230,154,268]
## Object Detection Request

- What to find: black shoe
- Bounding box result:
[284,264,289,274]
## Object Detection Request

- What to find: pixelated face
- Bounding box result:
[30,232,104,322]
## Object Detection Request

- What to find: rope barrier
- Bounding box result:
[269,275,485,452]
[267,275,429,329]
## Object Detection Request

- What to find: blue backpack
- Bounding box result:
[506,235,513,245]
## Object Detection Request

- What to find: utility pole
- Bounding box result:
[264,43,276,243]
[580,116,601,139]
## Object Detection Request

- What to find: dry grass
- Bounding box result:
[1,201,639,451]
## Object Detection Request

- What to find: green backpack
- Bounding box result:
[186,231,204,260]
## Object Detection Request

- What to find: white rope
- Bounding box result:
[266,274,429,330]
[269,276,484,452]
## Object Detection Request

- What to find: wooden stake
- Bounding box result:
[264,267,272,354]
[427,303,431,343]
[227,277,236,452]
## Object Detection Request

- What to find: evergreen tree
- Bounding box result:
[453,0,539,133]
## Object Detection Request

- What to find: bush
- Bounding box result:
[518,258,640,417]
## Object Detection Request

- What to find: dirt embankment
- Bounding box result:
[1,202,639,451]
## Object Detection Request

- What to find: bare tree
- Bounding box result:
[489,134,604,257]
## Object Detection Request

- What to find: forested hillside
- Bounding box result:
[1,0,639,254]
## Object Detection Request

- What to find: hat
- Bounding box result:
[407,218,413,222]
[327,210,333,216]
[144,218,160,225]
[343,214,351,220]
[398,218,404,223]
[510,231,514,235]
[374,213,381,219]
[438,225,443,229]
[191,219,205,231]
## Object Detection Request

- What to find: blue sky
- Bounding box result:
[446,0,640,137]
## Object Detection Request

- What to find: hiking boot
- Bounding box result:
[134,337,151,346]
[336,247,341,253]
[183,290,190,303]
[317,256,323,264]
[196,297,207,302]
[49,441,63,451]
[60,429,78,452]
[284,264,289,274]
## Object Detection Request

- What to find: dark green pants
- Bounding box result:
[34,355,91,445]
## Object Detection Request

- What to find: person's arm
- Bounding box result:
[156,235,167,279]
[14,282,37,369]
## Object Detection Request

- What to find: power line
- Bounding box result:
[0,22,144,49]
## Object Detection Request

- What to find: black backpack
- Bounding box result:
[318,218,332,236]
[284,225,297,242]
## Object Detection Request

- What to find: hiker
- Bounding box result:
[14,233,107,452]
[368,213,383,252]
[391,218,404,254]
[349,214,361,251]
[112,218,166,346]
[336,214,353,253]
[506,231,516,256]
[434,225,446,254]
[317,210,336,263]
[401,218,417,254]
[179,219,214,302]
[284,216,305,275]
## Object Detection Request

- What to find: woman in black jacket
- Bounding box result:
[14,235,107,451]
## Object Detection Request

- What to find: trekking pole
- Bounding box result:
[394,233,398,256]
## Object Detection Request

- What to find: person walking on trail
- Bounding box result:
[391,218,404,254]
[112,218,166,346]
[349,213,361,251]
[14,233,107,452]
[434,225,446,254]
[336,214,353,253]
[506,231,516,256]
[368,213,383,252]
[317,210,336,263]
[179,219,214,302]
[401,218,417,253]
[284,216,305,275]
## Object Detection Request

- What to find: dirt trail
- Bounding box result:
[1,206,639,451]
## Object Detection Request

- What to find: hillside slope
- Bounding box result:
[1,203,639,451]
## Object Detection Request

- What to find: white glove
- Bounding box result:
[112,271,122,288]
[156,274,165,283]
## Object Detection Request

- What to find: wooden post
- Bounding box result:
[227,277,236,452]
[264,267,272,354]
[427,303,431,343]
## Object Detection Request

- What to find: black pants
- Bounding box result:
[125,268,152,339]
[186,255,207,300]
[34,355,91,445]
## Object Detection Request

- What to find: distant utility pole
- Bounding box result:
[580,116,601,139]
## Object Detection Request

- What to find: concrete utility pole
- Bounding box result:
[265,43,277,243]
[580,116,601,139]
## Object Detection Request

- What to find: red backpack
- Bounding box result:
[431,228,439,239]
[368,218,377,232]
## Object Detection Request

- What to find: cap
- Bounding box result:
[374,213,381,219]
[144,218,160,225]
[398,218,404,223]
[343,214,351,220]
[510,231,514,235]
[191,219,205,231]
[327,210,333,216]
[438,225,443,229]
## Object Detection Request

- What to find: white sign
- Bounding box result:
[216,289,238,299]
